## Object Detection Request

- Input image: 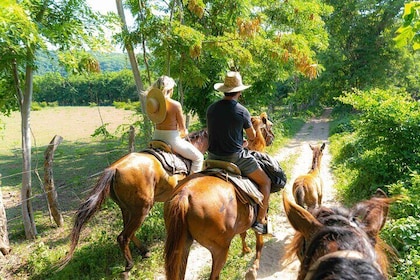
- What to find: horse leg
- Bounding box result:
[318,182,323,206]
[240,231,252,254]
[209,246,230,280]
[121,208,150,258]
[118,205,151,272]
[245,233,264,280]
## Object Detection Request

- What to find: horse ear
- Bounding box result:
[351,189,391,237]
[321,142,326,151]
[282,190,322,237]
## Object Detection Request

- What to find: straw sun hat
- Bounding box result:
[214,71,251,93]
[146,88,167,124]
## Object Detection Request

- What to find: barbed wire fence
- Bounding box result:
[1,125,137,230]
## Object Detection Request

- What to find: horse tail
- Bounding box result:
[164,192,191,280]
[294,184,305,208]
[57,168,115,270]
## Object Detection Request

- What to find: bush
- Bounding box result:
[333,88,420,201]
[33,70,137,106]
[331,88,420,279]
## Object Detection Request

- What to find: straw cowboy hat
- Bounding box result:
[214,71,251,93]
[146,88,167,124]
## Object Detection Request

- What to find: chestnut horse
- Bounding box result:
[164,174,264,280]
[59,130,209,273]
[248,112,274,151]
[292,143,325,210]
[163,114,276,280]
[283,189,393,280]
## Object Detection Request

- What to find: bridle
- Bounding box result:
[304,250,383,280]
[300,213,383,280]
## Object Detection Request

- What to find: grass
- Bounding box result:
[0,105,306,280]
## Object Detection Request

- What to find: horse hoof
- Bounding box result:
[242,247,252,254]
[142,250,151,258]
[125,261,134,272]
[245,268,257,280]
[121,271,129,280]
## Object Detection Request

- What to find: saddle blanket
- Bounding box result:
[201,168,263,206]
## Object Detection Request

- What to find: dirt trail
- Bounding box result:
[184,108,337,280]
[256,108,336,279]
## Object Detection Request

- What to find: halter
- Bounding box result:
[300,211,383,280]
[304,249,383,280]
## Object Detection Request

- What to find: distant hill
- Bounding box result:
[36,50,131,76]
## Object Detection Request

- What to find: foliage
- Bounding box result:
[394,1,420,51]
[113,100,141,111]
[35,50,131,76]
[118,0,333,124]
[381,173,420,279]
[301,0,420,105]
[329,89,420,279]
[332,88,420,201]
[381,215,420,278]
[33,70,138,106]
[387,172,420,219]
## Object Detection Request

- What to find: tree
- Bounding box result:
[300,0,419,105]
[116,0,332,123]
[0,0,109,239]
[395,1,420,51]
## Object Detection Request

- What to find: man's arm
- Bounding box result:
[245,126,256,141]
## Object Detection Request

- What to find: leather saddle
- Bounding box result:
[202,159,263,206]
[141,140,191,175]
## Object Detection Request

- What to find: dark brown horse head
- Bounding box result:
[184,128,208,154]
[283,189,393,280]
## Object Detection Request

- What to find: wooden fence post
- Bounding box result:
[44,135,64,227]
[0,174,11,257]
[129,125,135,153]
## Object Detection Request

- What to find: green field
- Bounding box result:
[0,106,136,152]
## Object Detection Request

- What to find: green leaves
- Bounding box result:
[395,1,420,50]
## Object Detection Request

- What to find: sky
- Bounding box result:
[85,0,135,52]
[86,0,118,15]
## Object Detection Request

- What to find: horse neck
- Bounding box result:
[254,126,266,145]
[309,154,321,175]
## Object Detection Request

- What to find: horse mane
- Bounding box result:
[184,128,207,142]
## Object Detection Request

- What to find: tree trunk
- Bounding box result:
[0,174,11,257]
[115,0,144,98]
[21,64,37,239]
[12,58,37,240]
[115,0,153,140]
[43,135,64,227]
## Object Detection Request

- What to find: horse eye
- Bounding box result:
[350,216,361,227]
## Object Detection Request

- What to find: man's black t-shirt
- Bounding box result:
[206,99,252,156]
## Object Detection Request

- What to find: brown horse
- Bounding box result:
[292,143,325,210]
[283,189,394,280]
[58,130,209,273]
[163,113,277,280]
[164,174,265,280]
[248,112,274,151]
